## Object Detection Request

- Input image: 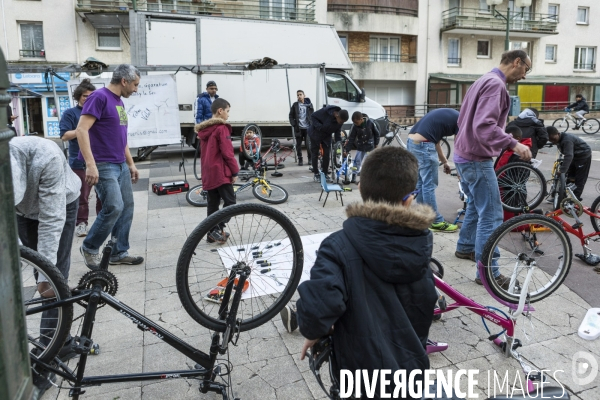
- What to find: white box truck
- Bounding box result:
[130,12,389,145]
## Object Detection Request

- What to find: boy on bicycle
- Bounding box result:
[566,94,589,129]
[195,98,239,244]
[343,111,380,184]
[296,146,438,397]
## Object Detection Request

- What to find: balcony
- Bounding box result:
[574,63,596,72]
[348,53,416,63]
[327,3,417,17]
[441,7,558,38]
[19,49,45,59]
[76,0,316,22]
[447,57,461,66]
[327,0,418,35]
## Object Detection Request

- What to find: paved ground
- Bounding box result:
[42,140,599,400]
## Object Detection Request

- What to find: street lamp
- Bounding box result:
[489,0,532,51]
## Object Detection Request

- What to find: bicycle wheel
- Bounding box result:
[186,184,208,207]
[481,215,572,304]
[590,196,600,232]
[21,246,73,363]
[252,182,288,204]
[176,203,303,332]
[241,124,263,161]
[553,174,566,211]
[582,118,600,134]
[495,162,546,213]
[440,138,451,161]
[552,118,569,133]
[333,141,343,169]
[429,257,444,279]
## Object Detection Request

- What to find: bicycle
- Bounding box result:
[381,119,451,164]
[186,140,291,207]
[23,203,303,400]
[315,132,346,183]
[552,110,600,134]
[336,152,357,185]
[495,161,547,213]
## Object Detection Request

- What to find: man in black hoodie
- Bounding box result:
[288,90,314,166]
[505,107,548,157]
[548,126,592,200]
[567,94,590,129]
[297,146,438,398]
[308,105,349,181]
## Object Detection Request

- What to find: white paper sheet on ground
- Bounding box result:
[216,232,333,300]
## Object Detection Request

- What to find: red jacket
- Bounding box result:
[196,118,239,191]
[494,137,532,171]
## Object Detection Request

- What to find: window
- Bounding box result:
[574,47,595,70]
[577,7,589,24]
[477,40,490,58]
[260,0,297,20]
[369,37,400,62]
[96,29,121,50]
[19,22,44,58]
[479,0,490,12]
[545,45,557,62]
[509,41,531,56]
[338,35,347,52]
[448,38,460,65]
[548,4,559,21]
[326,73,360,102]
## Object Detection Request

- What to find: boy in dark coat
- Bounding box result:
[343,111,380,183]
[505,108,547,157]
[288,90,314,166]
[195,98,239,243]
[297,146,438,398]
[308,105,349,181]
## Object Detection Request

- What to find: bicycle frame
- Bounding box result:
[545,206,600,256]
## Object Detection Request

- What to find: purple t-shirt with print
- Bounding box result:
[79,87,128,164]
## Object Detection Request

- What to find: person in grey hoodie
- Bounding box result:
[10,135,81,394]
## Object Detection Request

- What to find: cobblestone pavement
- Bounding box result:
[44,144,599,400]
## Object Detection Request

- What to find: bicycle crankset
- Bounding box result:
[76,270,119,305]
[560,197,584,218]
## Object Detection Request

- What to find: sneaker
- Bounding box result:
[298,159,303,166]
[430,221,458,232]
[32,369,56,397]
[80,247,100,270]
[475,274,519,291]
[455,250,475,262]
[279,304,298,333]
[309,166,314,172]
[207,230,227,244]
[75,222,88,237]
[57,338,78,362]
[313,174,320,182]
[109,255,144,265]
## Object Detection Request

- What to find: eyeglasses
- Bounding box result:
[402,189,419,202]
[520,58,532,75]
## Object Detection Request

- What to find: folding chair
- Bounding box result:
[319,171,344,207]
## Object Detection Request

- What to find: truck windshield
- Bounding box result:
[326,73,360,102]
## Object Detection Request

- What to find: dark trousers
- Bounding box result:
[295,128,311,162]
[567,155,592,200]
[310,137,331,176]
[206,183,236,231]
[18,198,78,347]
[73,168,102,225]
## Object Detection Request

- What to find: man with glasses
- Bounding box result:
[453,50,532,289]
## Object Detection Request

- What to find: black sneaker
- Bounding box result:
[280,304,298,333]
[32,369,56,397]
[298,159,303,166]
[207,230,227,244]
[109,255,144,265]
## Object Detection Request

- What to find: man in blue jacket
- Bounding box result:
[195,81,219,123]
[309,105,349,181]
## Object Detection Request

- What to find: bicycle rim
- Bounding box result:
[481,215,572,304]
[186,184,208,207]
[590,196,600,232]
[552,118,569,133]
[176,203,303,332]
[441,138,451,160]
[496,162,546,213]
[21,246,73,363]
[582,119,600,134]
[252,183,289,204]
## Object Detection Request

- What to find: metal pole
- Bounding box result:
[505,8,510,51]
[285,67,297,162]
[49,69,68,154]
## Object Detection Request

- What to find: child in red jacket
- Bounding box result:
[239,128,261,170]
[195,98,240,244]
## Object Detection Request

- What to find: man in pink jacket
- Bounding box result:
[196,98,240,244]
[453,50,532,289]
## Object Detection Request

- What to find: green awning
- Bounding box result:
[429,73,600,85]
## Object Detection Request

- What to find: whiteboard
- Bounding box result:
[67,75,181,148]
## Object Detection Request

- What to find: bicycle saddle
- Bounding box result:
[486,387,569,400]
[385,132,394,139]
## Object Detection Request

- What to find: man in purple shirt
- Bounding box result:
[75,64,143,268]
[453,50,532,289]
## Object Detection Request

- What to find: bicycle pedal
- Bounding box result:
[88,344,100,355]
[438,295,447,311]
[572,222,583,230]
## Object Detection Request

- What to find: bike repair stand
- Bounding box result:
[271,147,283,177]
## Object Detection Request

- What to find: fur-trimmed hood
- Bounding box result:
[195,117,229,133]
[345,201,436,231]
[342,201,435,284]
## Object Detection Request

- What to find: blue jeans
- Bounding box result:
[82,162,134,261]
[455,161,502,278]
[407,139,443,223]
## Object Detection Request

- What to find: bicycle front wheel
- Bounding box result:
[590,195,600,232]
[552,118,569,133]
[176,203,303,332]
[495,162,546,213]
[252,182,289,204]
[582,118,600,134]
[186,184,208,207]
[21,246,73,363]
[440,138,451,161]
[481,215,572,304]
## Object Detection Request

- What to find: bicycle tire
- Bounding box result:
[553,174,566,211]
[495,162,546,213]
[21,246,73,363]
[552,118,569,133]
[252,183,289,204]
[440,138,451,161]
[333,141,343,169]
[186,184,208,207]
[176,203,303,332]
[590,195,600,232]
[429,257,444,279]
[582,118,600,134]
[481,214,571,304]
[241,124,263,161]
